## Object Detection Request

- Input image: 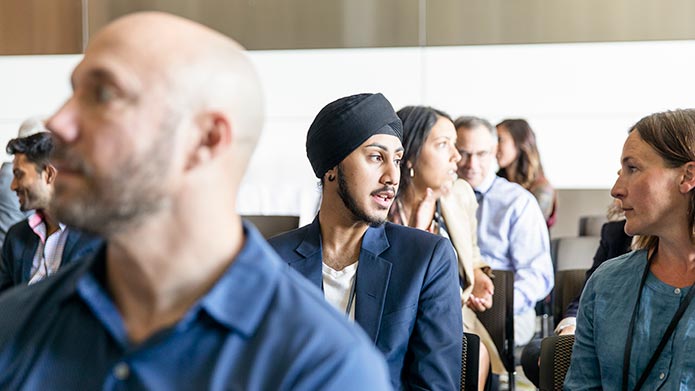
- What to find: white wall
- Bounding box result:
[2,40,695,222]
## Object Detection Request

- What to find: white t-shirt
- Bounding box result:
[322,261,358,321]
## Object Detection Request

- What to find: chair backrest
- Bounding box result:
[476,270,515,373]
[539,334,575,391]
[462,332,480,391]
[552,269,587,324]
[242,215,299,239]
[578,215,607,236]
[551,236,600,271]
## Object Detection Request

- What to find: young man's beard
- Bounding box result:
[336,164,387,227]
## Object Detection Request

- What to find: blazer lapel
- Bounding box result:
[61,229,79,265]
[288,218,323,289]
[355,224,392,342]
[20,232,39,282]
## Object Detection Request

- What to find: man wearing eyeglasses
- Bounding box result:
[454,116,553,347]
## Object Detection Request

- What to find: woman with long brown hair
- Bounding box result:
[496,119,557,227]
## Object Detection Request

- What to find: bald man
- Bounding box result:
[0,12,391,390]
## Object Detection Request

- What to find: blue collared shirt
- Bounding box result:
[0,222,392,390]
[565,250,695,390]
[473,173,554,314]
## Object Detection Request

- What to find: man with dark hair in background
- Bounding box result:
[0,124,101,292]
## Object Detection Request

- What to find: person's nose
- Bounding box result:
[451,146,462,164]
[46,97,80,144]
[383,159,400,187]
[610,170,626,200]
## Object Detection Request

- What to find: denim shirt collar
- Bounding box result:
[75,221,281,347]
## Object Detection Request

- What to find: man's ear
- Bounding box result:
[325,166,338,183]
[680,161,695,193]
[187,112,233,170]
[44,164,57,184]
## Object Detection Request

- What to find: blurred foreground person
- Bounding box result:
[0,12,391,390]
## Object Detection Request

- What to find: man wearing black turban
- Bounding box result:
[270,93,463,390]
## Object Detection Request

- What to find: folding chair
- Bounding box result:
[462,332,480,391]
[476,270,515,391]
[539,334,575,391]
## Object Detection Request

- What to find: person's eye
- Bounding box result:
[369,154,383,162]
[627,165,638,173]
[95,85,117,103]
[394,158,402,166]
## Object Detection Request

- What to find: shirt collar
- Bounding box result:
[474,171,497,195]
[198,221,281,337]
[28,212,67,242]
[74,221,281,345]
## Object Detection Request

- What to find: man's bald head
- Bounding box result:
[89,12,264,156]
[47,12,264,236]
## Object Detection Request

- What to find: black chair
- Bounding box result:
[476,270,515,391]
[578,215,607,237]
[539,334,575,391]
[550,236,599,325]
[552,269,587,326]
[242,215,299,239]
[462,332,480,391]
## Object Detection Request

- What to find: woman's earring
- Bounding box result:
[409,167,415,178]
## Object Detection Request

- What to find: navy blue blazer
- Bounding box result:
[269,218,462,390]
[0,219,103,292]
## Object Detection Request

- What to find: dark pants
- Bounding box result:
[520,338,542,388]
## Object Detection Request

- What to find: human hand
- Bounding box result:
[410,188,437,230]
[466,268,494,312]
[557,325,576,335]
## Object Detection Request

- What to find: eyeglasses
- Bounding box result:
[458,149,492,161]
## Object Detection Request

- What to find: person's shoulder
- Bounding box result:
[602,220,627,236]
[491,176,535,201]
[589,249,645,284]
[0,258,91,343]
[268,223,310,246]
[383,221,445,244]
[529,177,555,197]
[267,257,387,362]
[267,224,313,261]
[5,218,31,238]
[490,176,541,215]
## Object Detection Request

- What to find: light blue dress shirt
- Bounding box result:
[473,173,554,314]
[565,250,695,390]
[0,222,392,390]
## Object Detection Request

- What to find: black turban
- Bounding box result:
[306,93,403,178]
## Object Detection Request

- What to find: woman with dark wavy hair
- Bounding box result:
[496,119,557,227]
[389,105,503,390]
[565,109,695,390]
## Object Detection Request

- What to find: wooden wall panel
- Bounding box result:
[0,0,83,55]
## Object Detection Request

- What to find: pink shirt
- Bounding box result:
[27,212,69,285]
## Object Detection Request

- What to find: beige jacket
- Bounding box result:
[440,179,505,374]
[440,179,488,303]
